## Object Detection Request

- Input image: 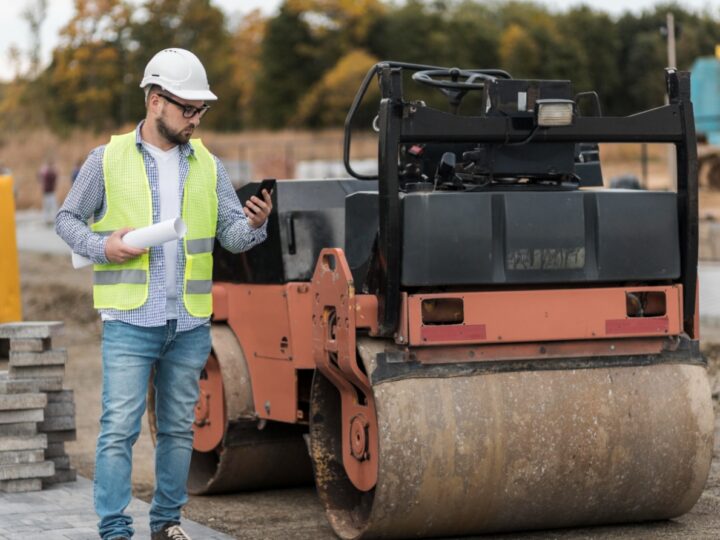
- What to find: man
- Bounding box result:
[38,158,58,225]
[56,48,272,540]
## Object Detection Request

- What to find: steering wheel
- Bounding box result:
[412,68,500,89]
[412,68,510,112]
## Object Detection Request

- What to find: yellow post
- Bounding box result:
[0,175,22,322]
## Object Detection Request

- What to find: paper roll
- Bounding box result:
[71,217,188,269]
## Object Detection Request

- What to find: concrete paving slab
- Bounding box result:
[45,442,65,458]
[0,422,38,437]
[9,339,51,353]
[0,393,47,410]
[46,430,76,443]
[9,365,65,380]
[47,390,74,403]
[0,409,43,424]
[39,416,76,432]
[46,402,75,417]
[0,476,236,539]
[0,435,47,452]
[0,372,64,393]
[0,322,64,340]
[0,450,44,466]
[0,460,54,481]
[0,478,42,493]
[9,350,68,367]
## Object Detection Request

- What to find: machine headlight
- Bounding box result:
[535,99,575,127]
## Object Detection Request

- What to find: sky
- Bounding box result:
[2,0,720,81]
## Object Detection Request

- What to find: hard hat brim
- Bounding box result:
[170,88,218,101]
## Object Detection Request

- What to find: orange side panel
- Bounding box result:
[407,285,683,346]
[225,283,298,422]
[285,283,315,369]
[211,284,228,321]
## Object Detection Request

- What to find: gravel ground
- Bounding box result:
[15,250,720,540]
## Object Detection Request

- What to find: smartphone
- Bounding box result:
[255,178,276,199]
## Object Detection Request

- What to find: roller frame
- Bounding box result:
[311,248,379,492]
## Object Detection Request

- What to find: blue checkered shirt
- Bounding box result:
[56,123,267,331]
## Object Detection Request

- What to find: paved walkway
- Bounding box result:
[699,263,720,339]
[15,210,69,256]
[0,476,234,540]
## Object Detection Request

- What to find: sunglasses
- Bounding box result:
[158,93,210,119]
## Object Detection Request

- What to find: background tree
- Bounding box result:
[5,0,720,132]
[128,0,238,129]
[46,0,133,130]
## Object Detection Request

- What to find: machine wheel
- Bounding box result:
[309,337,714,539]
[148,323,313,494]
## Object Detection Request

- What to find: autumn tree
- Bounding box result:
[230,10,267,129]
[47,0,133,130]
[127,0,239,129]
[254,0,384,127]
[292,49,380,127]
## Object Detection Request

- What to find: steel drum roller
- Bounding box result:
[310,338,714,539]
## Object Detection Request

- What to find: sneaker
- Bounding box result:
[151,523,192,540]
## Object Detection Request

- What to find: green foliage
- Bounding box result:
[5,0,720,131]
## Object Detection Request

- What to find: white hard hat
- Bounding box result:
[140,48,217,101]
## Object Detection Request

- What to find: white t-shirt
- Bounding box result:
[143,141,181,320]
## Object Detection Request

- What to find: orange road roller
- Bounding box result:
[149,62,713,538]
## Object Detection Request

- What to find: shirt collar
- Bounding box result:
[135,120,194,158]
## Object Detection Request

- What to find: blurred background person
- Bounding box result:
[38,158,58,225]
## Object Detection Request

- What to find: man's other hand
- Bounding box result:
[244,189,273,229]
[105,228,147,263]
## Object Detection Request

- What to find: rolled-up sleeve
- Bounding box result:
[55,147,109,264]
[214,157,268,254]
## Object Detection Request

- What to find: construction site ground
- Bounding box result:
[6,212,720,539]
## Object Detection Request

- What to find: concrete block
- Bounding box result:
[0,373,62,393]
[0,460,54,480]
[45,441,65,457]
[0,449,44,465]
[0,393,47,411]
[0,322,63,339]
[0,434,47,451]
[0,422,37,437]
[38,415,75,432]
[42,466,76,486]
[9,349,67,367]
[46,430,76,443]
[9,338,50,353]
[0,409,43,424]
[0,478,42,493]
[44,402,75,418]
[46,389,74,403]
[49,455,70,470]
[8,365,65,380]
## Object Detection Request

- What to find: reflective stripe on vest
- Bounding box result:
[186,237,215,254]
[91,131,218,316]
[94,269,148,285]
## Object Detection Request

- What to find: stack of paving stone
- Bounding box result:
[0,321,77,492]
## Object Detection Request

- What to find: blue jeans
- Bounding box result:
[94,320,211,540]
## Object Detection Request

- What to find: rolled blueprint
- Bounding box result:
[71,217,187,269]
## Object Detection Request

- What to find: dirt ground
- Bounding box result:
[15,250,720,540]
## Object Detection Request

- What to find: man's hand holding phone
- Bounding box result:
[244,179,275,229]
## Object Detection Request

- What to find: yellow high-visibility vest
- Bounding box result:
[91,131,218,317]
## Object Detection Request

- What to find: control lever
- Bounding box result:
[434,152,460,189]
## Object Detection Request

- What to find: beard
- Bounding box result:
[156,115,194,146]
